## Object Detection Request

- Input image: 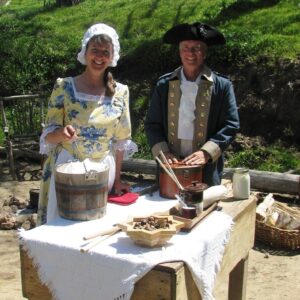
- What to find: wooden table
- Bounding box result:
[20,196,256,300]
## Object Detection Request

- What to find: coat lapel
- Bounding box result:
[193,65,213,150]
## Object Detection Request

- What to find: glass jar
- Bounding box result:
[232,168,250,199]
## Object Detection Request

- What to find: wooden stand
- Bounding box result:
[20,197,256,300]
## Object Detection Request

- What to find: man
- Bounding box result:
[145,22,240,186]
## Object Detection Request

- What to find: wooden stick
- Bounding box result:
[83,226,120,240]
[155,156,184,191]
[80,235,109,252]
[159,150,171,165]
[158,151,185,190]
[80,228,121,252]
[159,151,181,183]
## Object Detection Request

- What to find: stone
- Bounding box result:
[22,220,32,231]
[1,206,12,214]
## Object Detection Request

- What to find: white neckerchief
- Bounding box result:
[178,69,201,157]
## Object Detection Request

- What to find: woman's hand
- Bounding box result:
[62,125,77,141]
[113,181,131,195]
[182,150,210,165]
[45,125,77,144]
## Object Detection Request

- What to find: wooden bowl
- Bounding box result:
[119,216,184,247]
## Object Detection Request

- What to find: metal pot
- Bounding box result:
[159,163,203,199]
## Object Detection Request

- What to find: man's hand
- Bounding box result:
[182,150,210,165]
[162,152,179,164]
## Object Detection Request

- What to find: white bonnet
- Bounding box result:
[77,23,120,67]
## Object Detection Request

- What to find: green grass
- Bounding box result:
[0,0,299,173]
[1,1,299,94]
[1,1,299,59]
[227,146,300,174]
[221,0,300,60]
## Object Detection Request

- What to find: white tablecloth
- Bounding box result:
[19,191,233,300]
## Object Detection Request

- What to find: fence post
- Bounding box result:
[0,99,17,180]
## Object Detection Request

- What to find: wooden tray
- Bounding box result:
[119,215,185,247]
[171,202,219,231]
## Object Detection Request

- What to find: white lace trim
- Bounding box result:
[112,140,138,160]
[39,125,62,155]
[70,78,114,103]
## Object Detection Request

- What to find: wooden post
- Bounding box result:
[0,100,17,180]
[7,140,17,180]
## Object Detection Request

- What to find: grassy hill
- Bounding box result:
[0,0,299,172]
[0,0,299,92]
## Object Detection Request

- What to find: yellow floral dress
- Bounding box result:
[37,77,132,224]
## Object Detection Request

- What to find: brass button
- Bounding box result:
[171,122,175,127]
[198,132,204,137]
[170,92,175,98]
[170,102,175,106]
[200,112,205,117]
[170,132,175,137]
[171,113,175,117]
[171,83,175,88]
[200,123,204,127]
[170,141,174,145]
[201,102,205,107]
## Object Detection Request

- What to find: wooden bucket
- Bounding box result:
[54,163,109,221]
[159,164,203,199]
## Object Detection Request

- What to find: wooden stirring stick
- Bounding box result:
[155,156,184,191]
[158,151,185,190]
[80,227,121,252]
[83,225,120,240]
[80,235,110,252]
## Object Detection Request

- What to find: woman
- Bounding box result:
[38,23,137,224]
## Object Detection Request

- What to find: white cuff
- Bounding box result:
[39,125,61,155]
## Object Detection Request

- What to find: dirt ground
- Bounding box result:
[0,179,40,300]
[0,167,300,300]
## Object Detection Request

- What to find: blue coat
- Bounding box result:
[145,66,240,186]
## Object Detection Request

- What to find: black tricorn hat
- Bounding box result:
[163,22,226,46]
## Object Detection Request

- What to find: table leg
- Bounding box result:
[228,255,249,300]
